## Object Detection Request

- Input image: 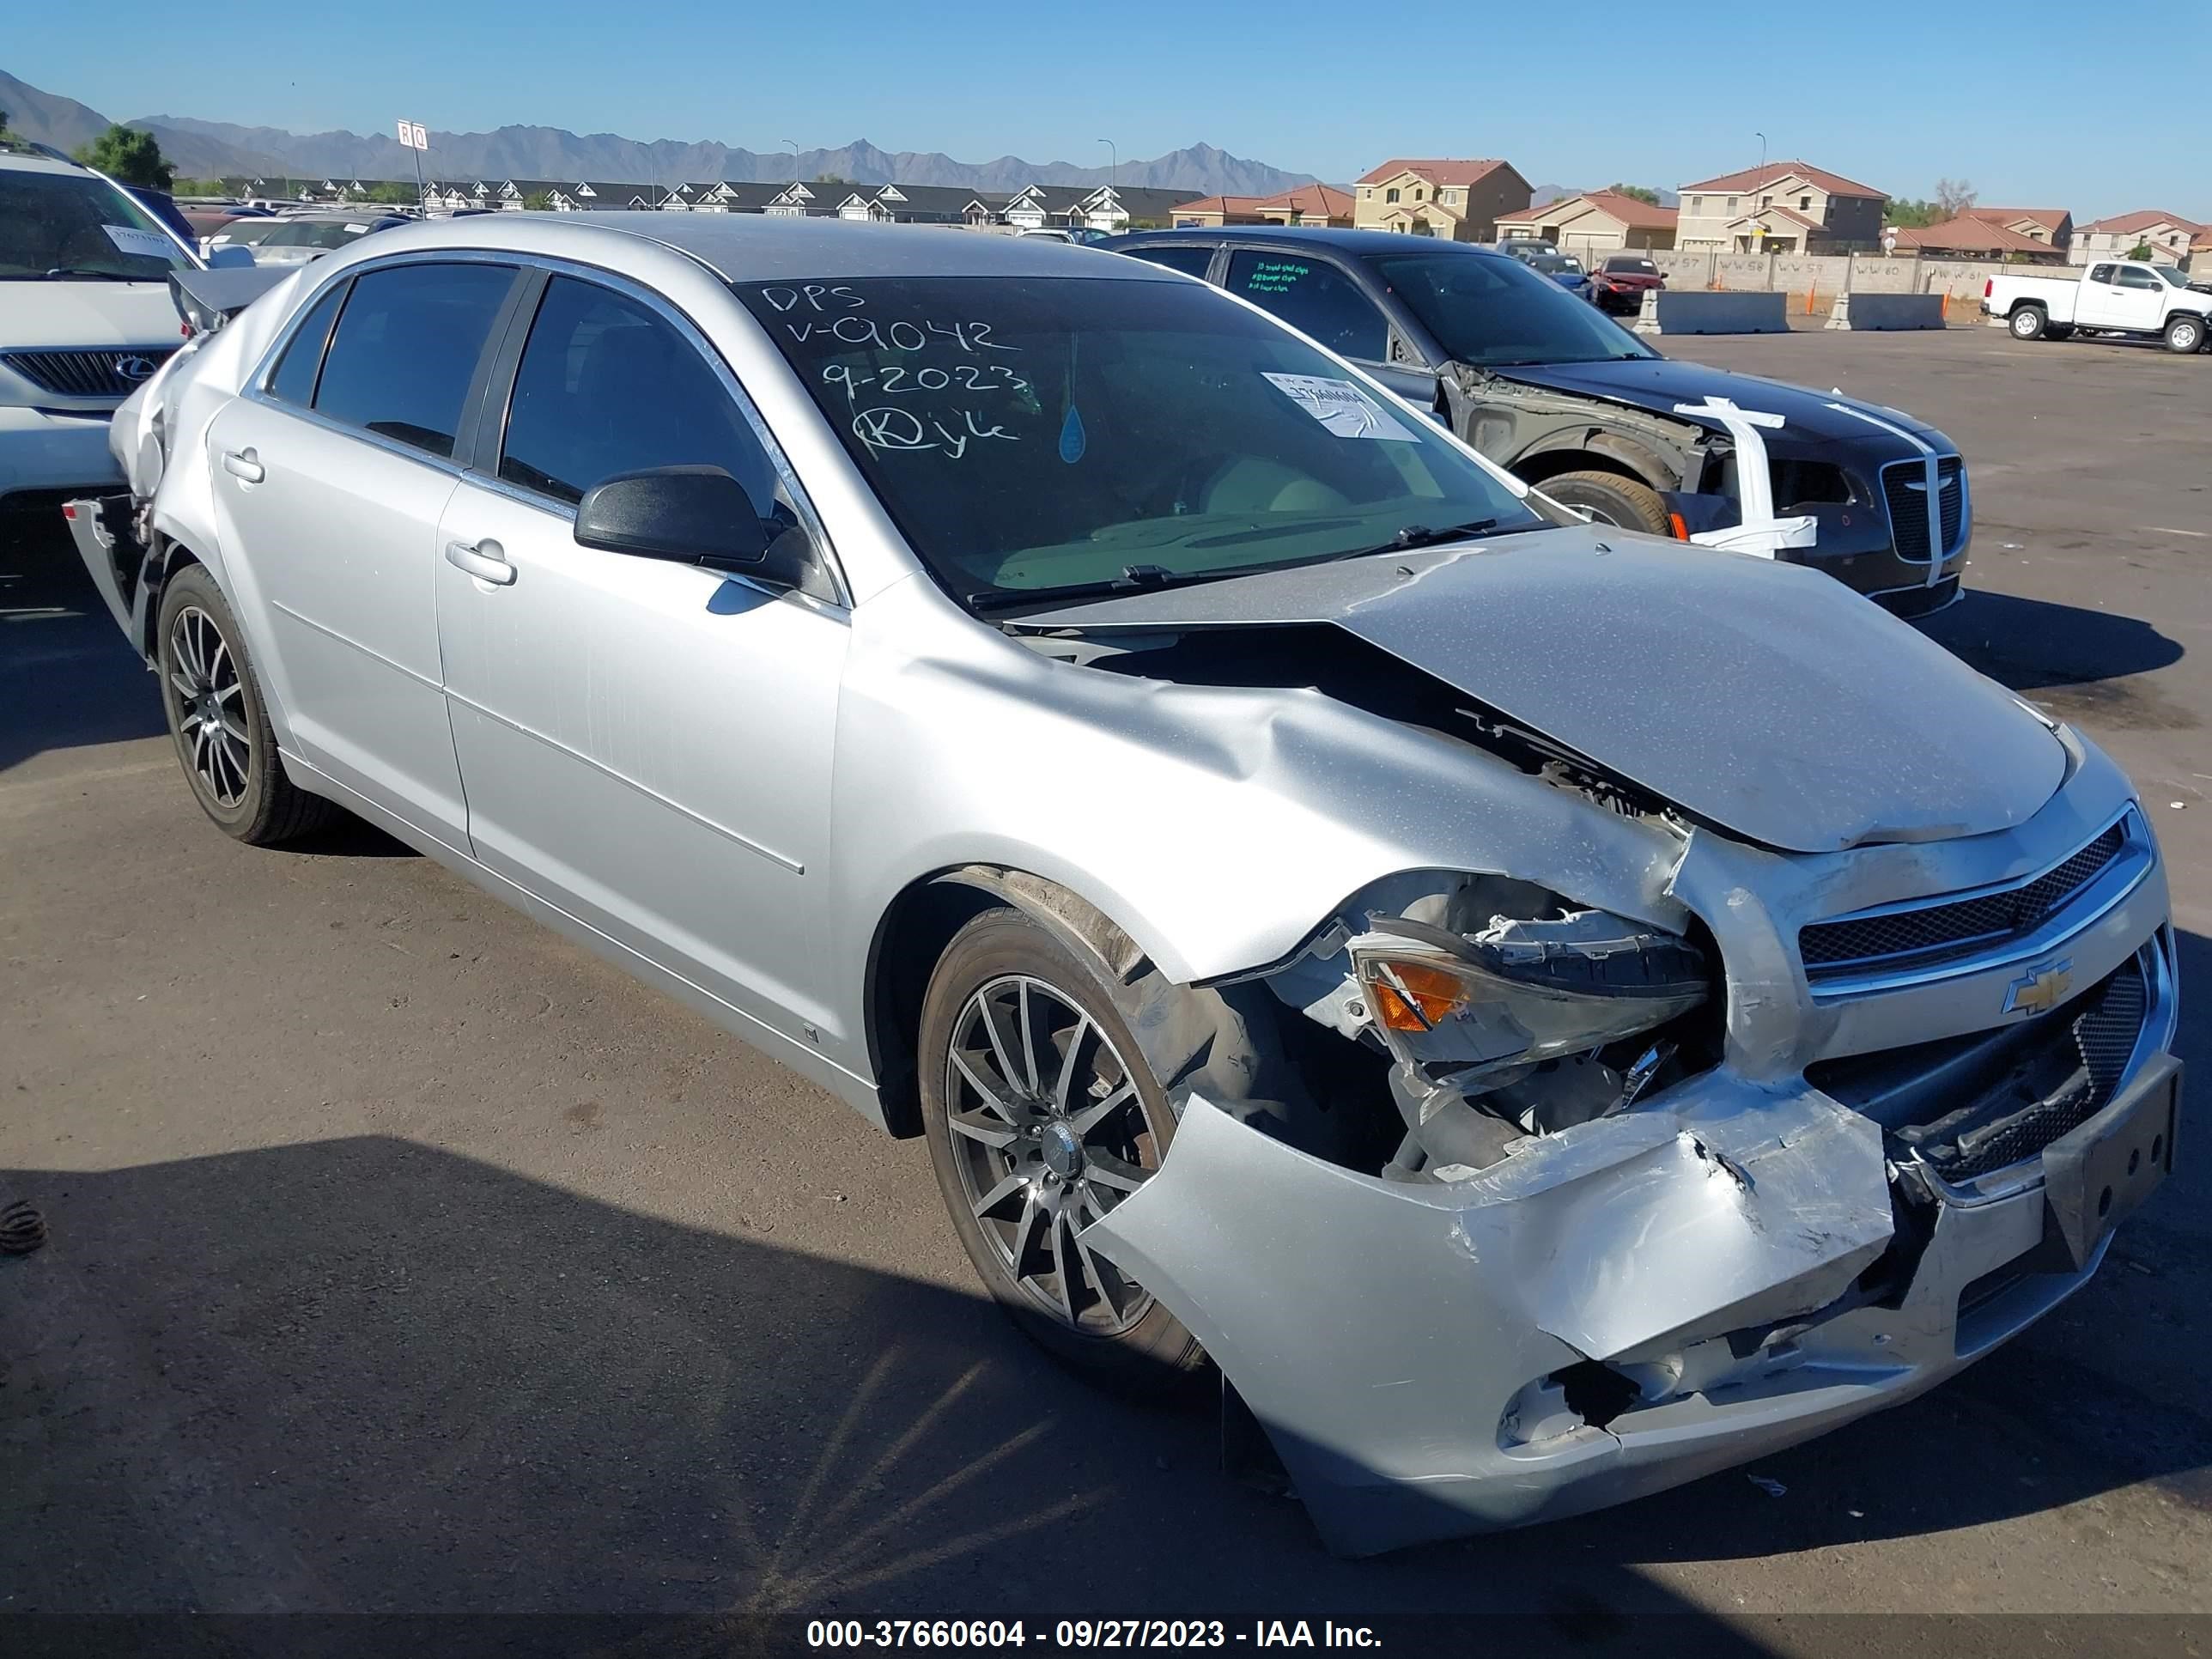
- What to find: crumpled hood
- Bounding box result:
[1486,356,1953,452]
[1018,528,2065,854]
[0,280,180,351]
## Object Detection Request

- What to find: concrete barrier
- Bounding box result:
[1632,288,1661,334]
[1642,290,1789,336]
[1826,292,1946,331]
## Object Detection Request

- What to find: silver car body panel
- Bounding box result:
[79,213,2180,1552]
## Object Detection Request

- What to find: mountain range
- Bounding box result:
[1,70,1321,196]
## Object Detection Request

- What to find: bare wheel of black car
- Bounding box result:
[155,563,337,844]
[1540,469,1671,533]
[919,908,1205,1392]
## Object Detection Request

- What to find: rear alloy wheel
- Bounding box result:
[2011,305,2047,341]
[155,563,337,845]
[919,908,1205,1392]
[1539,468,1671,534]
[2165,314,2204,355]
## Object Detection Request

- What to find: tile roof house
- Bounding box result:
[1351,158,1532,241]
[1675,161,1887,252]
[1887,215,2069,263]
[1494,189,1677,253]
[1173,185,1355,228]
[1960,205,2072,252]
[2071,210,2202,266]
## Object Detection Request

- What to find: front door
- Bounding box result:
[206,259,520,848]
[2079,264,2162,330]
[433,270,848,1042]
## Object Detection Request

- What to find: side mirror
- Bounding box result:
[576,465,811,588]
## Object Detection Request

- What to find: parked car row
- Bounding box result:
[32,204,2182,1558]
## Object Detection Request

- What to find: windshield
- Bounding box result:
[738,275,1545,609]
[0,167,191,279]
[2153,264,2192,288]
[1372,250,1655,367]
[1605,258,1657,274]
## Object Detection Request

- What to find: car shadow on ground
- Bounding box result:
[7,915,2206,1630]
[0,528,167,773]
[1922,588,2185,696]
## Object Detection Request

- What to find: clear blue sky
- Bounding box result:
[10,0,2208,220]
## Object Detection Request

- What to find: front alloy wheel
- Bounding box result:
[943,973,1159,1336]
[918,907,1206,1391]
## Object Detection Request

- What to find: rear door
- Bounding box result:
[1221,246,1438,408]
[206,258,524,849]
[432,268,849,1042]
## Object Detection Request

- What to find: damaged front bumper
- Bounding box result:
[1084,935,2180,1556]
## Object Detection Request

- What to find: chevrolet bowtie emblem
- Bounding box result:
[2004,959,2074,1017]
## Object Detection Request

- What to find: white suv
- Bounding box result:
[0,147,201,526]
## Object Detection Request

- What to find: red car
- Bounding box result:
[1589,253,1665,314]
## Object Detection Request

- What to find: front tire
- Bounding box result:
[918,908,1206,1394]
[2165,314,2204,355]
[1540,468,1671,533]
[2010,305,2047,341]
[155,563,337,845]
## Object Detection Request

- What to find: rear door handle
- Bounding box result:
[221,447,264,483]
[444,538,515,586]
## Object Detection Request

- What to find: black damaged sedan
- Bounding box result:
[1109,228,1967,618]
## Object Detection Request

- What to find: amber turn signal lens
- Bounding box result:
[1368,960,1468,1032]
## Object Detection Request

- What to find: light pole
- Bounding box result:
[1755,131,1767,172]
[1098,137,1116,190]
[784,139,800,185]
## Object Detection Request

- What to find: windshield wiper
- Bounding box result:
[36,267,158,282]
[1315,519,1505,564]
[969,563,1237,612]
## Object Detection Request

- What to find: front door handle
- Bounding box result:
[445,538,514,586]
[221,447,264,483]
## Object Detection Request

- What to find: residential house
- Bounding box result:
[1960,205,2071,252]
[1674,161,1887,252]
[764,181,841,216]
[1493,190,1677,254]
[2070,210,2202,266]
[992,183,1192,231]
[850,183,987,224]
[660,180,786,214]
[1171,194,1269,228]
[1171,184,1354,228]
[1351,159,1531,240]
[1886,216,2068,263]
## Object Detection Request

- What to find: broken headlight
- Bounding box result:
[1351,910,1707,1090]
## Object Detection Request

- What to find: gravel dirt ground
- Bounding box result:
[2,324,2208,1652]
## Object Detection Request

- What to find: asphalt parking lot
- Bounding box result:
[3,325,2209,1649]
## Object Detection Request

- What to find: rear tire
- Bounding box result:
[2165,314,2205,355]
[918,907,1207,1395]
[2010,305,2047,341]
[155,562,338,845]
[1539,468,1671,533]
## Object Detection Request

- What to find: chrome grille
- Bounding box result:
[1801,821,2126,979]
[1,346,175,399]
[1880,455,1963,562]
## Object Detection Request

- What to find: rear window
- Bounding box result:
[312,262,514,457]
[1120,245,1214,277]
[1604,258,1658,274]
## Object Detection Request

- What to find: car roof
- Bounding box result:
[380,211,1177,283]
[0,150,99,178]
[1108,225,1516,264]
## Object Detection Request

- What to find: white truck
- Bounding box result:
[1984,259,2211,353]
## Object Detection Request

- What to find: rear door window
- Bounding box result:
[1121,245,1215,278]
[265,279,349,407]
[1224,250,1389,362]
[312,263,516,458]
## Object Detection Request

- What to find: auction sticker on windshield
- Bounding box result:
[101,224,175,259]
[1261,373,1418,441]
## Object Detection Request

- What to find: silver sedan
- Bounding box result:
[70,214,2181,1555]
